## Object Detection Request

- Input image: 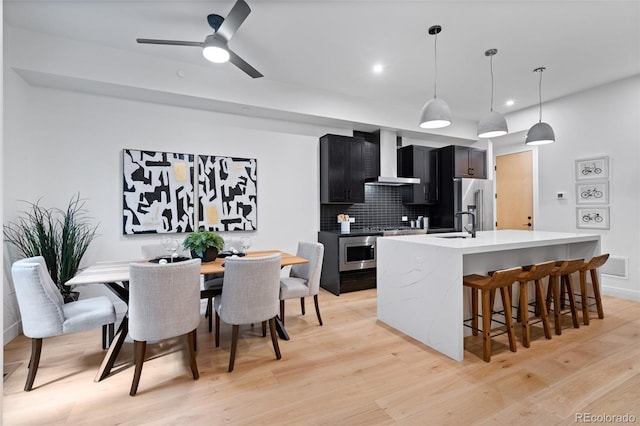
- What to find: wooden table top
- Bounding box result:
[65,250,307,286]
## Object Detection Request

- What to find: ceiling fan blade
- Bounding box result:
[228,49,263,79]
[137,38,202,47]
[216,0,251,42]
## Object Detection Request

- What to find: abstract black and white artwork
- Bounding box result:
[198,155,257,231]
[123,149,195,234]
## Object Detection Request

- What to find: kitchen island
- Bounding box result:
[376,230,600,361]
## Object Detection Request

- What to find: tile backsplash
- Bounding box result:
[320,185,430,231]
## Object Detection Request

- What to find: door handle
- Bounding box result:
[522,223,532,227]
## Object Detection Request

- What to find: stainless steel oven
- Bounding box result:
[339,235,377,272]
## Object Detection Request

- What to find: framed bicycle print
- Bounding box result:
[575,156,609,180]
[575,181,609,205]
[576,206,610,230]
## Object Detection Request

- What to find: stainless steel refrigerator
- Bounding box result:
[454,178,494,232]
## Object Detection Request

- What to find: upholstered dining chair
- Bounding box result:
[128,258,201,396]
[141,243,222,333]
[11,256,116,391]
[214,253,282,372]
[279,241,325,326]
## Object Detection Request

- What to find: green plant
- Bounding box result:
[3,194,98,299]
[182,227,224,257]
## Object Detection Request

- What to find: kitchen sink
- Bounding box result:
[437,235,469,239]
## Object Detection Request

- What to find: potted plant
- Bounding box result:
[183,227,224,262]
[3,194,99,302]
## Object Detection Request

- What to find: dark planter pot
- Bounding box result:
[191,247,219,263]
[64,291,80,304]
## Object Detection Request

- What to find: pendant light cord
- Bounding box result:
[538,69,543,123]
[433,32,438,99]
[489,54,494,112]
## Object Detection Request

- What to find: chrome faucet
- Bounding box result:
[456,211,476,238]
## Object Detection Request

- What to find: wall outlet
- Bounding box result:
[401,216,408,221]
[556,191,567,200]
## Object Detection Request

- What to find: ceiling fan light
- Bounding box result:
[525,122,555,145]
[419,98,452,129]
[202,35,230,63]
[477,111,508,138]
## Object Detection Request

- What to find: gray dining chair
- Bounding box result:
[11,256,116,391]
[128,258,202,396]
[214,253,282,372]
[141,243,222,333]
[279,241,325,326]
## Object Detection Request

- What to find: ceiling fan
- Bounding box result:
[136,0,262,79]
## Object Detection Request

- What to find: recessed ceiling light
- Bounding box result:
[373,63,384,74]
[505,99,515,107]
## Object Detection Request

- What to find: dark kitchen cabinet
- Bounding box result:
[320,134,365,203]
[397,145,439,204]
[449,145,486,178]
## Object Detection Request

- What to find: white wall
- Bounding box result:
[1,71,354,342]
[499,75,640,300]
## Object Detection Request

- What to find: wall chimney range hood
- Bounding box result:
[365,129,420,186]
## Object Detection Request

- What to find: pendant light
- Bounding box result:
[419,25,452,129]
[525,67,555,145]
[477,49,508,138]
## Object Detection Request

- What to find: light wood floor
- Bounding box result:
[3,289,640,425]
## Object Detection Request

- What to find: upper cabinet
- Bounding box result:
[441,145,487,179]
[320,134,365,203]
[397,145,439,204]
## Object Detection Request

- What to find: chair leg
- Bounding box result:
[207,297,213,333]
[269,317,282,360]
[229,325,240,372]
[481,289,492,362]
[519,281,531,348]
[564,273,580,329]
[300,297,306,315]
[102,323,114,349]
[130,340,147,396]
[215,312,220,348]
[262,321,267,337]
[280,300,285,326]
[313,294,323,326]
[535,278,552,339]
[187,329,199,380]
[501,287,517,353]
[471,287,478,336]
[25,338,43,392]
[591,269,604,319]
[551,275,562,335]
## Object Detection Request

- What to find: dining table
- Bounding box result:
[65,250,308,382]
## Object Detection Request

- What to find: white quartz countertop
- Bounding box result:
[381,230,600,254]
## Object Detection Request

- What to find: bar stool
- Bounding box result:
[547,259,584,335]
[464,266,523,362]
[516,260,556,348]
[578,254,609,325]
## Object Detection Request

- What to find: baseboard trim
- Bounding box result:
[602,285,640,302]
[4,320,22,346]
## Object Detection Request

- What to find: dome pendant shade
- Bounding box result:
[477,111,508,138]
[525,122,555,145]
[526,66,555,146]
[202,35,230,63]
[419,98,452,129]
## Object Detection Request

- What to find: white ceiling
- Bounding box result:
[5,0,640,126]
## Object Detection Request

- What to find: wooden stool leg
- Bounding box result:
[481,289,493,362]
[564,273,580,329]
[501,287,517,353]
[551,275,562,335]
[535,278,552,339]
[591,269,604,319]
[519,281,531,348]
[471,288,478,336]
[579,270,590,325]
